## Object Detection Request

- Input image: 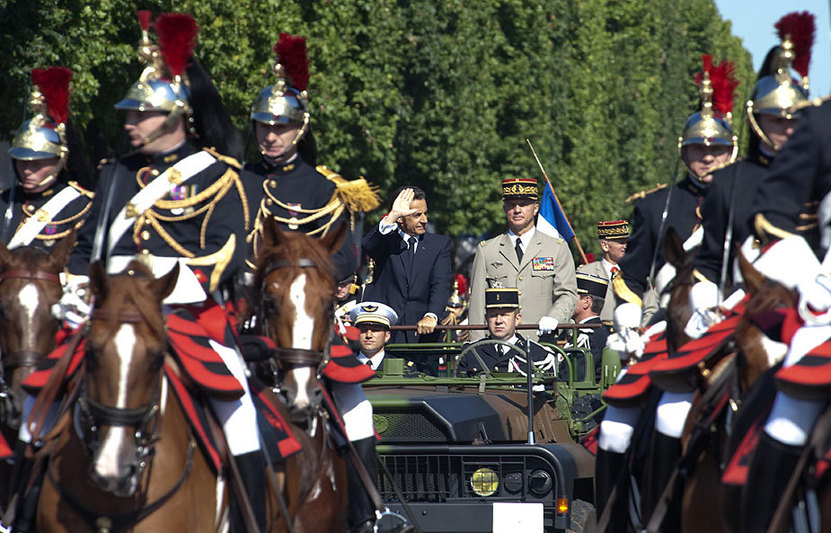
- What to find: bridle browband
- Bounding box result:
[0,269,61,284]
[262,257,318,278]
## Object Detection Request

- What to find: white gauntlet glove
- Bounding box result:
[537,316,559,336]
[52,274,91,329]
[684,280,720,339]
[607,303,645,360]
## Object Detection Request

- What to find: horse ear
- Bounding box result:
[259,216,285,250]
[0,240,13,269]
[153,263,180,301]
[89,261,108,302]
[737,243,764,295]
[47,228,77,270]
[320,221,348,256]
[664,227,684,268]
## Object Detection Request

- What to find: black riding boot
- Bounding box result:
[231,451,267,533]
[347,437,378,533]
[6,440,40,533]
[643,432,682,532]
[595,447,629,533]
[740,433,802,533]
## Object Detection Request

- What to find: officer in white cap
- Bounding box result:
[350,302,399,371]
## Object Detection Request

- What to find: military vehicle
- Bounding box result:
[364,338,621,533]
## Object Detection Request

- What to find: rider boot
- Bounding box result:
[347,436,378,533]
[642,432,682,530]
[231,451,267,533]
[6,440,41,533]
[740,433,801,533]
[595,447,629,533]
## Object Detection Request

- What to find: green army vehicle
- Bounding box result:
[364,339,622,533]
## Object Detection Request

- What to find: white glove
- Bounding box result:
[684,280,721,339]
[798,273,831,325]
[606,329,645,360]
[537,316,559,336]
[52,275,91,329]
[613,303,642,331]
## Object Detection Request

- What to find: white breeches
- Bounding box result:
[599,405,641,454]
[208,339,261,456]
[329,381,375,442]
[764,393,826,447]
[654,391,694,439]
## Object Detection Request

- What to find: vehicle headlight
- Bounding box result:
[529,469,553,496]
[470,467,499,496]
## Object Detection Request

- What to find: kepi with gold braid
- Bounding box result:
[501,177,538,201]
[485,288,521,309]
[747,11,815,150]
[596,220,629,241]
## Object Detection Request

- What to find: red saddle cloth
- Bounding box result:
[602,330,668,407]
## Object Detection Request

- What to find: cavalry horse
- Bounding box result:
[251,217,350,533]
[646,248,796,532]
[0,234,74,508]
[34,261,232,532]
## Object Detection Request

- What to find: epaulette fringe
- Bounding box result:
[317,165,381,212]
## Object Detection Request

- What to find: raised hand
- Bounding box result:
[387,188,417,222]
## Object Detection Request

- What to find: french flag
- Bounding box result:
[536,181,575,242]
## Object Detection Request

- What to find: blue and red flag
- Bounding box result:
[537,181,575,242]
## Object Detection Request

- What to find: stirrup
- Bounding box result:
[375,509,416,533]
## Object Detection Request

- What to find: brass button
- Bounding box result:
[269,179,277,188]
[150,169,160,176]
[141,230,151,240]
[266,199,273,206]
[141,249,150,255]
[518,276,523,281]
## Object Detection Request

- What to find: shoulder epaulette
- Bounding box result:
[316,165,381,213]
[204,147,241,170]
[625,183,667,204]
[67,181,94,198]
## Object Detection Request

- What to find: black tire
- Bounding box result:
[566,499,597,533]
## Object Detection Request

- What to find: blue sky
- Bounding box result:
[715,0,831,97]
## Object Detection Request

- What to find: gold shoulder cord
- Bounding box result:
[32,182,94,242]
[132,148,247,255]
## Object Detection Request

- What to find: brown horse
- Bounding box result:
[0,234,75,428]
[36,261,230,533]
[664,251,796,533]
[252,217,349,533]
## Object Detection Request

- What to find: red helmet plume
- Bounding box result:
[274,33,310,92]
[31,66,73,125]
[155,13,199,78]
[695,54,738,118]
[775,11,816,78]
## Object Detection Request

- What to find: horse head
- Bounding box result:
[664,227,698,354]
[0,232,74,426]
[254,217,346,424]
[83,260,178,497]
[733,246,796,391]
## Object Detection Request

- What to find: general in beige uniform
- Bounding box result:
[469,177,577,341]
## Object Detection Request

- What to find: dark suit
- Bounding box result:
[362,225,452,343]
[457,333,555,375]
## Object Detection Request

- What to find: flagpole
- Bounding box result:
[525,139,589,265]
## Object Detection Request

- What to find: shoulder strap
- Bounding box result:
[107,151,217,256]
[8,186,82,249]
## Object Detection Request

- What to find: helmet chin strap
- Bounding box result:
[139,101,187,147]
[258,114,310,162]
[32,142,68,189]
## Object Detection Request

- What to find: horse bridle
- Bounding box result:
[0,268,62,371]
[260,257,331,373]
[77,309,163,467]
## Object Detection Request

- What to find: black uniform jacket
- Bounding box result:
[616,177,707,304]
[0,179,93,251]
[242,156,356,273]
[754,101,830,254]
[457,333,555,375]
[70,143,246,291]
[693,154,772,284]
[563,316,611,382]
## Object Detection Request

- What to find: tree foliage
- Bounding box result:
[0,0,755,258]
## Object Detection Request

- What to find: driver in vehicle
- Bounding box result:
[350,301,398,371]
[457,288,556,376]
